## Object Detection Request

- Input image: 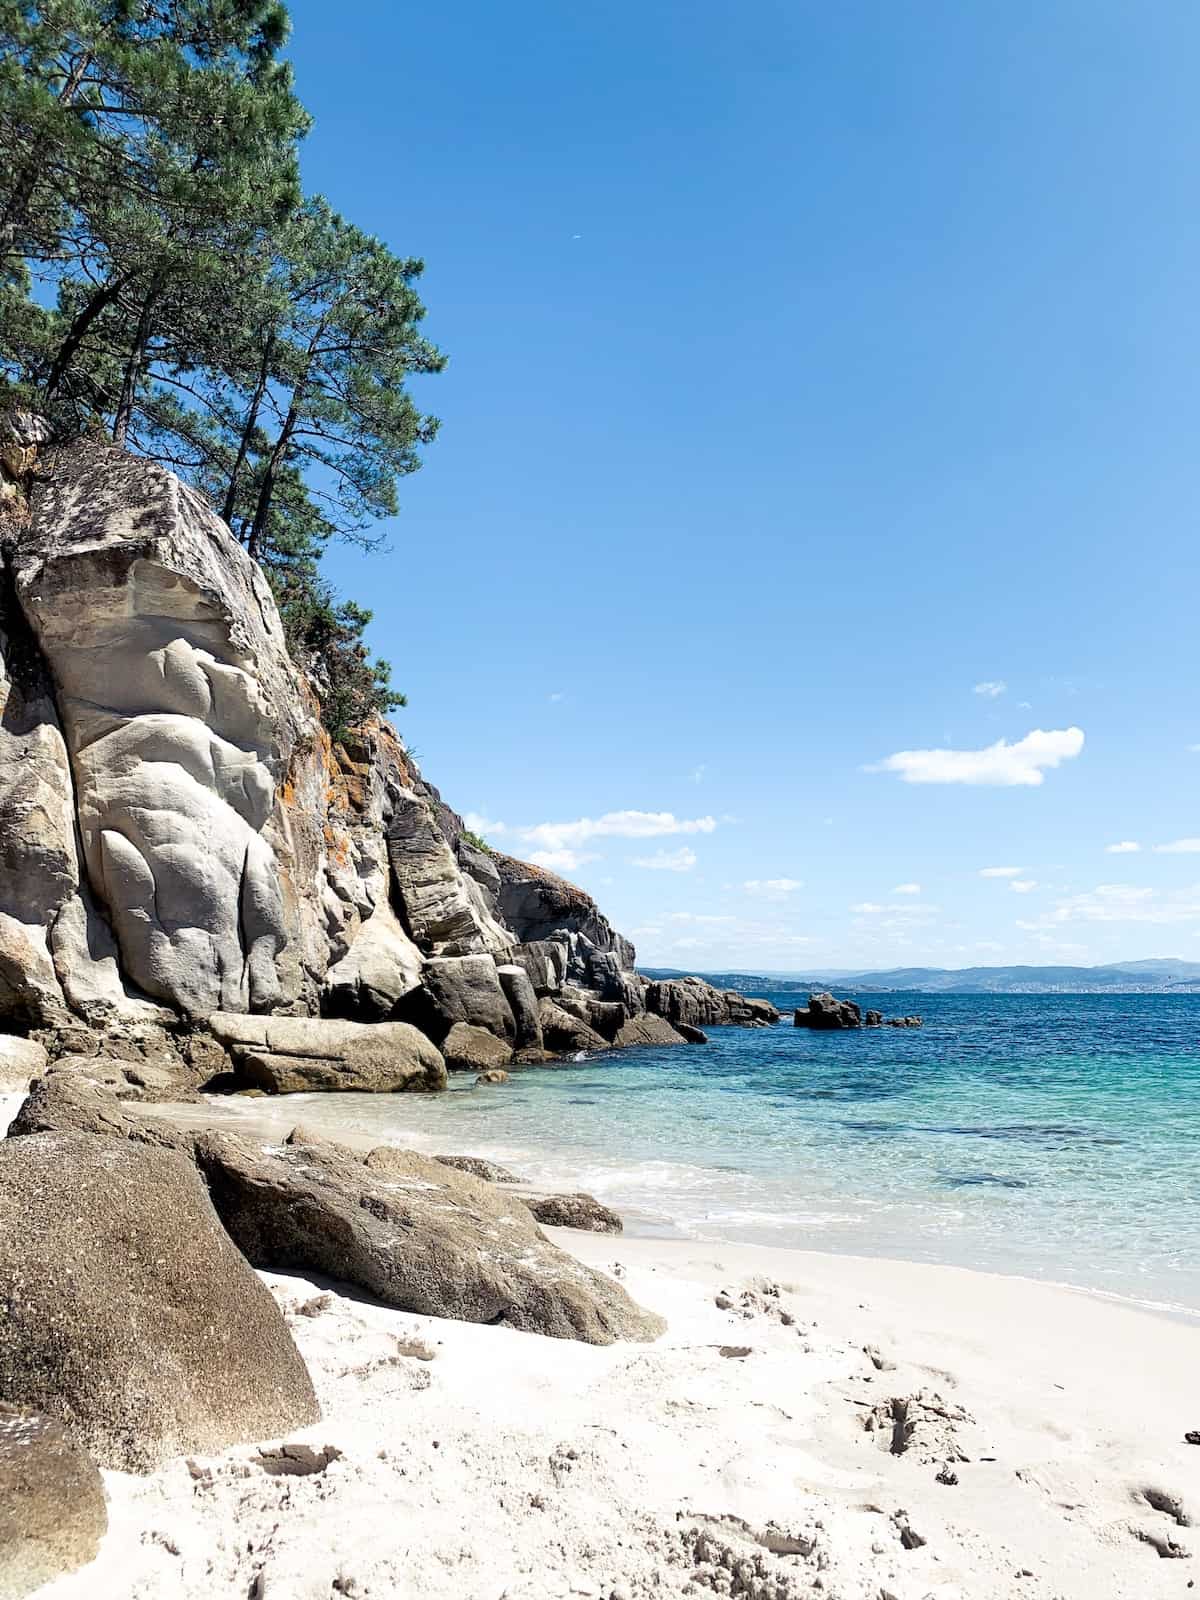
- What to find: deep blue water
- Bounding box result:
[213,993,1200,1314]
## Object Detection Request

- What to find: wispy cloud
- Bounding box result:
[463,812,507,837]
[522,810,717,853]
[980,866,1025,878]
[1105,841,1141,854]
[630,846,697,872]
[743,877,803,898]
[1009,879,1038,894]
[527,848,598,873]
[1018,882,1200,927]
[547,691,566,703]
[892,882,921,895]
[973,680,1007,698]
[1154,839,1200,854]
[689,764,707,784]
[868,728,1084,787]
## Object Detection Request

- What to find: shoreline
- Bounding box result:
[132,1088,1200,1329]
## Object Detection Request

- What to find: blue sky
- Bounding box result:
[286,0,1200,971]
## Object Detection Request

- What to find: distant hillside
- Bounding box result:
[640,960,1200,995]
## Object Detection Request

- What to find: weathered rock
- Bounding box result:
[194,1133,664,1344]
[441,1022,513,1074]
[675,1022,709,1044]
[0,1037,46,1091]
[321,899,423,1019]
[864,1010,883,1027]
[8,1070,142,1141]
[475,1068,510,1084]
[0,1404,107,1598]
[411,955,516,1043]
[506,940,568,995]
[207,1013,446,1093]
[794,992,862,1030]
[496,963,544,1049]
[521,1192,623,1233]
[539,998,608,1054]
[494,855,634,976]
[0,1133,319,1470]
[646,976,779,1030]
[433,1154,520,1183]
[386,794,509,957]
[20,441,310,1018]
[886,1015,923,1028]
[727,994,782,1026]
[612,1013,688,1049]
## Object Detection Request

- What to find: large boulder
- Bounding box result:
[0,1404,107,1599]
[612,1013,688,1049]
[411,955,516,1043]
[538,998,608,1055]
[496,963,544,1049]
[0,1133,319,1470]
[206,1013,446,1093]
[794,992,862,1030]
[321,899,423,1019]
[440,1022,513,1074]
[386,794,509,957]
[194,1133,664,1345]
[521,1192,623,1234]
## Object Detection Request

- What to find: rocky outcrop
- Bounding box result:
[521,1191,623,1233]
[0,1132,319,1470]
[0,1404,107,1599]
[795,995,923,1030]
[193,1132,664,1345]
[205,1013,446,1094]
[612,1013,689,1049]
[794,992,863,1030]
[440,1022,513,1073]
[0,429,778,1079]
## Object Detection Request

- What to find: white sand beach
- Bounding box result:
[31,1193,1200,1600]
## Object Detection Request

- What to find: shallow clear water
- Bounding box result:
[208,993,1200,1315]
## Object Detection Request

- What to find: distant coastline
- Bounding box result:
[640,959,1200,994]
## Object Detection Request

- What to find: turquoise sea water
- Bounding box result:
[223,993,1200,1315]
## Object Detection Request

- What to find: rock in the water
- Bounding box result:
[886,1015,924,1028]
[865,1010,883,1027]
[793,992,863,1030]
[440,1021,513,1074]
[0,1403,107,1598]
[646,976,778,1030]
[0,1037,47,1092]
[612,1013,688,1049]
[0,1132,319,1470]
[433,1154,520,1183]
[675,1022,709,1044]
[412,954,516,1043]
[206,1013,446,1093]
[475,1068,510,1084]
[521,1192,623,1234]
[538,998,608,1054]
[194,1133,663,1345]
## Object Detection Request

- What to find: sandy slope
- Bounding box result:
[29,1221,1199,1600]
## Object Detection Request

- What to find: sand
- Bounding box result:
[3,1084,1196,1598]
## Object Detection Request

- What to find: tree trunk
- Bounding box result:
[112,288,159,448]
[221,332,275,529]
[246,405,297,559]
[42,270,136,401]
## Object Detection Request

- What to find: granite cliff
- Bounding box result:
[0,424,776,1094]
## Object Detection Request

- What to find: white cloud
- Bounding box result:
[630,846,697,872]
[526,848,598,873]
[1188,745,1200,754]
[522,810,717,852]
[1105,841,1141,854]
[548,691,565,703]
[689,764,707,784]
[850,902,886,914]
[1154,839,1200,854]
[974,680,1007,698]
[868,727,1085,787]
[1018,882,1200,928]
[665,912,734,924]
[892,882,921,895]
[980,866,1025,878]
[463,812,506,837]
[1009,879,1038,894]
[743,877,803,898]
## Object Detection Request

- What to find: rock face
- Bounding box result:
[0,429,778,1075]
[0,1404,107,1599]
[794,992,863,1030]
[194,1133,664,1345]
[0,1132,319,1470]
[205,1013,446,1094]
